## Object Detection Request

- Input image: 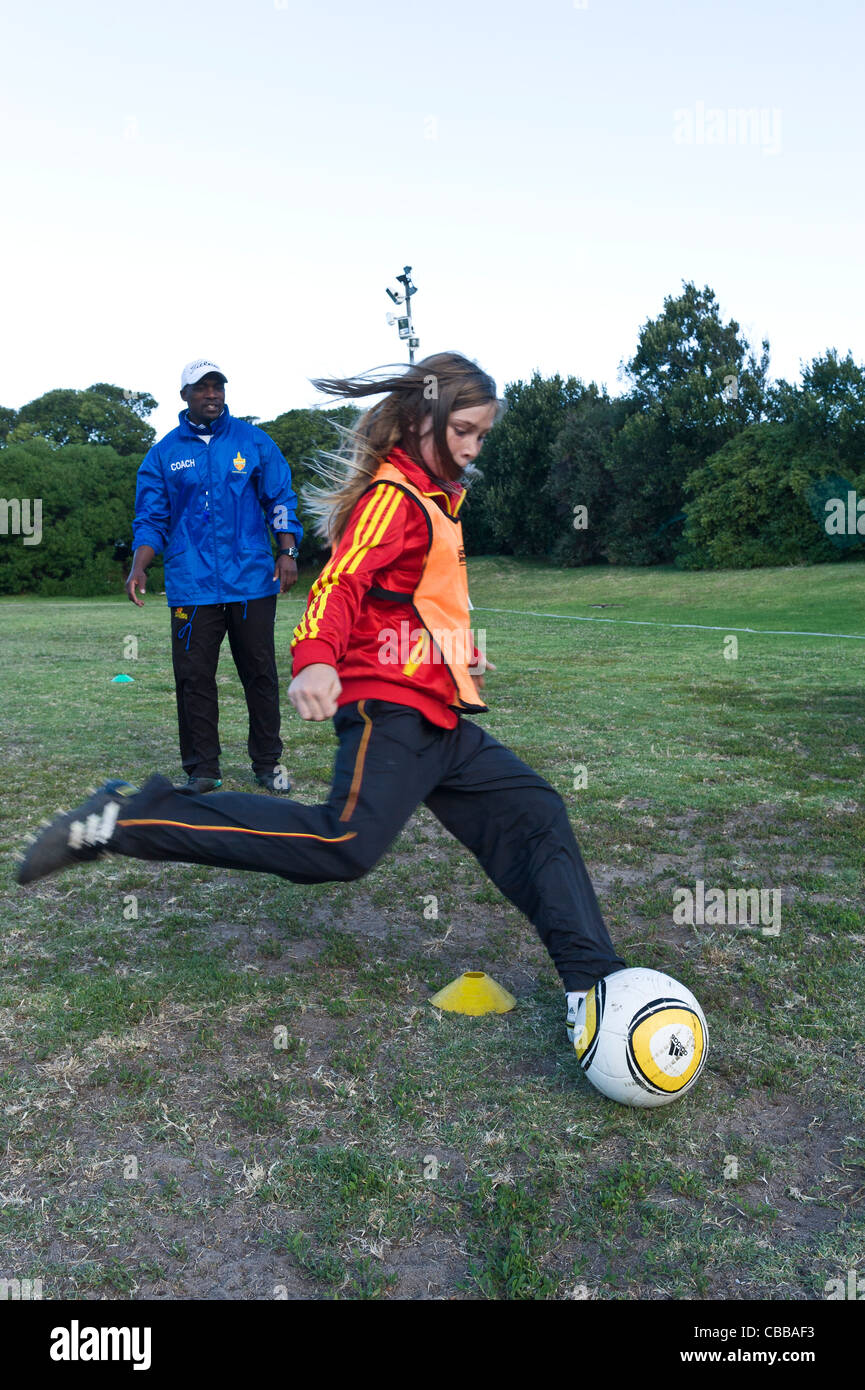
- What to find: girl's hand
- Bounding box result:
[288,664,342,721]
[471,656,497,694]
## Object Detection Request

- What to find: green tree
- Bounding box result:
[462,372,585,557]
[677,422,864,569]
[545,384,631,565]
[608,282,770,563]
[9,384,156,456]
[87,382,158,421]
[768,349,865,468]
[258,405,360,560]
[0,440,140,595]
[0,406,16,445]
[260,404,359,465]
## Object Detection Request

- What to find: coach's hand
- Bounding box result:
[289,664,342,721]
[125,567,148,606]
[274,553,298,593]
[125,544,155,606]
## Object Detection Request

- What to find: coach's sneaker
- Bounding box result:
[181,776,222,794]
[254,767,292,795]
[16,780,133,886]
[566,990,588,1046]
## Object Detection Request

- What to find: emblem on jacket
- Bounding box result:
[232,452,246,472]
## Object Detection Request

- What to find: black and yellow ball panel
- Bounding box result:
[625,998,708,1095]
[575,976,605,1070]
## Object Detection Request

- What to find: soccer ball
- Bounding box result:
[574,967,708,1107]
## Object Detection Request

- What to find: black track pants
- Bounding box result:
[113,699,625,990]
[170,596,282,778]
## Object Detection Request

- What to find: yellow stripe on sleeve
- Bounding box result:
[344,487,404,574]
[302,485,405,640]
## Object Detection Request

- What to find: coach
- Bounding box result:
[125,359,303,794]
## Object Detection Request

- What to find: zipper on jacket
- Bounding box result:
[204,442,223,603]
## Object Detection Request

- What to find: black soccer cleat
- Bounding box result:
[16,780,133,886]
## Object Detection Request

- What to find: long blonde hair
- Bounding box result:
[305,351,499,545]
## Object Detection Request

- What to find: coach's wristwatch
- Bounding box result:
[278,546,300,560]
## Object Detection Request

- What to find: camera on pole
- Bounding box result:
[384,265,419,363]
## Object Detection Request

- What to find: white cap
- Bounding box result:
[181,359,227,389]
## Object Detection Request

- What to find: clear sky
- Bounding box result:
[2,0,863,439]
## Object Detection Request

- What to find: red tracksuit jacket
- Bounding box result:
[291,448,479,729]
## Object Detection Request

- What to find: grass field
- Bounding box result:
[1,558,863,1300]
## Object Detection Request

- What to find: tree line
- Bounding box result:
[460,283,865,569]
[1,281,863,596]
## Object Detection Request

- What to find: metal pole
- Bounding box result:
[405,267,415,365]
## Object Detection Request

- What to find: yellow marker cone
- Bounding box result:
[429,971,516,1016]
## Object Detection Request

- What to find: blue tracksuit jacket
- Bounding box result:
[132,408,303,605]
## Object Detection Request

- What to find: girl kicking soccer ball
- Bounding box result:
[17,351,624,1040]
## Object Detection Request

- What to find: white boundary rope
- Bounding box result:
[472,605,865,641]
[3,600,862,641]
